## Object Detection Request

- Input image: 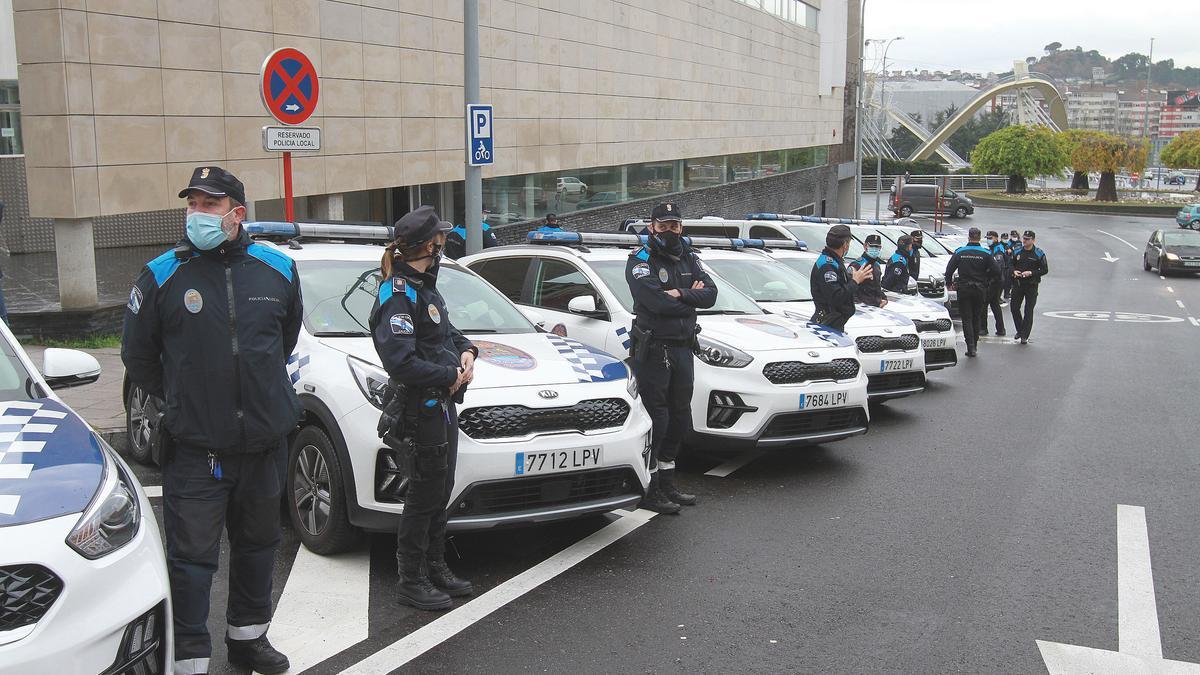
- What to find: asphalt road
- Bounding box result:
[122,203,1200,674]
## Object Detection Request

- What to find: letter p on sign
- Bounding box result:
[467,104,494,166]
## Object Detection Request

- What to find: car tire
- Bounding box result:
[1191,220,1200,230]
[1143,255,1152,271]
[125,384,160,466]
[953,207,967,218]
[288,425,360,555]
[899,205,913,217]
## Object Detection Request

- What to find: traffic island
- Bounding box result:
[969,189,1192,217]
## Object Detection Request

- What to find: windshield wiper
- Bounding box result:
[760,298,810,303]
[460,328,500,334]
[312,330,370,337]
[697,309,750,315]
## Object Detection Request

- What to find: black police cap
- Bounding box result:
[1023,229,1036,238]
[651,202,682,221]
[393,205,453,246]
[863,234,882,246]
[178,165,246,206]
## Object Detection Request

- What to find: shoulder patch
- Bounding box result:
[389,313,414,335]
[146,248,190,287]
[246,243,295,282]
[823,270,838,283]
[632,262,652,279]
[127,286,143,314]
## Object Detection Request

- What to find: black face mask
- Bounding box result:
[654,230,683,257]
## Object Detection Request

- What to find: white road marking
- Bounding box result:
[1117,505,1161,657]
[343,509,657,674]
[1189,317,1200,327]
[1101,251,1120,263]
[1166,286,1174,293]
[1096,229,1140,251]
[1176,300,1186,309]
[260,546,371,675]
[1161,275,1166,280]
[705,451,766,477]
[142,485,162,498]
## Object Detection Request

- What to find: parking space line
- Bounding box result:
[1097,230,1140,251]
[342,509,656,674]
[705,451,766,478]
[1117,505,1161,658]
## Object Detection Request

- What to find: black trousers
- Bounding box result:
[1011,283,1040,338]
[957,285,985,349]
[396,403,459,567]
[1001,270,1013,298]
[979,283,1005,334]
[632,342,694,471]
[164,441,286,661]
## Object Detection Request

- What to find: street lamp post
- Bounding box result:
[853,0,867,218]
[872,36,903,219]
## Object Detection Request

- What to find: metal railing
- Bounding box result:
[860,174,1015,192]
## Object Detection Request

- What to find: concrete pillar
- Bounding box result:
[619,166,628,200]
[836,177,856,217]
[310,193,345,220]
[674,160,685,193]
[53,218,99,309]
[524,174,536,219]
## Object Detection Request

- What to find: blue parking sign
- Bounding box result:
[467,104,494,166]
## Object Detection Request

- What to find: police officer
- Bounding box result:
[944,227,999,357]
[907,229,924,280]
[122,167,301,675]
[536,212,564,232]
[443,220,499,260]
[979,230,1007,336]
[371,205,479,610]
[625,202,717,514]
[811,224,873,331]
[999,231,1013,299]
[848,234,888,307]
[882,235,913,293]
[1010,229,1048,344]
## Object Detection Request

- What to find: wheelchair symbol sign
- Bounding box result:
[467,104,494,166]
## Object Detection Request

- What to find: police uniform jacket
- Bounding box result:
[443,223,498,260]
[625,239,718,341]
[988,242,1009,281]
[905,246,922,279]
[848,253,885,306]
[810,247,858,329]
[370,261,477,392]
[881,251,910,293]
[121,229,303,452]
[945,242,1000,291]
[1011,246,1049,286]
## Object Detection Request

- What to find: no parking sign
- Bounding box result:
[260,48,319,126]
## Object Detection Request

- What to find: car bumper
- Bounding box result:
[1161,258,1200,272]
[915,330,958,371]
[0,501,171,674]
[859,348,927,400]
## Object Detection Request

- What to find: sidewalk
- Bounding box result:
[24,345,126,435]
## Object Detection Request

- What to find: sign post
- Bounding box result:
[259,48,320,222]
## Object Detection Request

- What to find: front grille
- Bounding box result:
[451,467,640,516]
[761,408,867,439]
[913,319,952,333]
[918,279,946,298]
[1,564,63,631]
[458,398,631,440]
[762,359,860,384]
[855,334,920,352]
[866,371,926,393]
[924,348,958,367]
[101,601,166,675]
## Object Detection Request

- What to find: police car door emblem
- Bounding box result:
[128,286,143,314]
[658,268,669,283]
[184,289,203,314]
[390,313,414,335]
[428,304,441,324]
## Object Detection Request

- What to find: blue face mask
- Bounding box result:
[186,209,235,250]
[987,238,996,246]
[867,247,881,258]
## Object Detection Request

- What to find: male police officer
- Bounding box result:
[979,230,1007,336]
[537,212,563,232]
[882,234,913,293]
[907,229,924,280]
[625,202,718,514]
[443,221,499,260]
[999,231,1013,299]
[811,224,873,331]
[1010,229,1048,344]
[123,167,301,675]
[849,234,888,307]
[944,227,999,357]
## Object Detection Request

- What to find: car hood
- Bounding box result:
[1166,245,1200,256]
[761,300,917,334]
[697,313,856,351]
[0,398,106,528]
[881,294,952,321]
[320,333,628,389]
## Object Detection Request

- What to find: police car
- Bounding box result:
[1,329,170,672]
[122,222,653,555]
[460,231,871,451]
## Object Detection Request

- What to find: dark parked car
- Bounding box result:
[577,191,619,210]
[1144,229,1200,275]
[890,184,974,218]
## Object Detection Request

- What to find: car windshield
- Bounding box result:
[1163,231,1200,246]
[296,261,536,336]
[587,259,765,315]
[704,257,813,302]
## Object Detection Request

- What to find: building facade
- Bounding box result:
[7,0,853,310]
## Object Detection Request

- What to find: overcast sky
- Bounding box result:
[861,0,1200,79]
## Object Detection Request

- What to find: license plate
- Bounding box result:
[515,446,602,476]
[1184,261,1200,267]
[800,391,848,410]
[922,337,947,348]
[880,358,914,372]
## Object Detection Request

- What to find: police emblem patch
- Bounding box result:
[428,304,441,324]
[823,270,838,283]
[393,277,405,292]
[184,288,203,314]
[127,286,142,314]
[658,268,669,283]
[390,313,414,335]
[200,167,210,179]
[632,263,651,279]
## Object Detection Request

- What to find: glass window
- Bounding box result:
[728,152,759,182]
[532,258,606,312]
[626,160,675,200]
[749,225,787,239]
[705,257,813,302]
[685,156,725,190]
[586,259,764,315]
[682,223,740,237]
[1163,231,1200,246]
[469,256,533,303]
[760,150,783,177]
[0,82,22,156]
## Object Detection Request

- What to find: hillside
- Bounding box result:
[1002,44,1199,90]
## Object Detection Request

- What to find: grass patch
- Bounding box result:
[22,334,123,350]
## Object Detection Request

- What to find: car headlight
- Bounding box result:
[626,368,639,399]
[66,451,140,559]
[694,335,753,368]
[1166,252,1180,261]
[348,356,390,410]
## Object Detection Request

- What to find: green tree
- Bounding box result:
[1161,130,1200,192]
[1044,41,1062,54]
[1071,134,1148,201]
[1059,129,1107,190]
[971,125,1068,193]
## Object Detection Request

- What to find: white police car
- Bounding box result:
[1,328,170,672]
[460,231,871,451]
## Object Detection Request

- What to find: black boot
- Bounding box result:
[658,469,697,506]
[225,635,290,675]
[397,555,453,610]
[641,474,681,514]
[427,557,474,597]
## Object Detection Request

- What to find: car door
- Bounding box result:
[529,257,618,353]
[1146,231,1161,265]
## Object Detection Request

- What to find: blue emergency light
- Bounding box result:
[745,213,893,226]
[244,221,394,242]
[526,230,807,251]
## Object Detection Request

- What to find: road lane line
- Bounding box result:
[1166,286,1174,293]
[343,509,657,674]
[142,485,162,498]
[1117,504,1162,658]
[263,547,371,674]
[1176,300,1186,309]
[1097,230,1140,251]
[705,451,766,477]
[1189,317,1199,327]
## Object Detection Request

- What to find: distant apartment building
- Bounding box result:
[1116,89,1166,138]
[1065,84,1119,133]
[1160,90,1200,138]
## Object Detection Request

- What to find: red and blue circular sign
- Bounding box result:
[260,48,319,126]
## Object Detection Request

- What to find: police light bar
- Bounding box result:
[529,230,752,250]
[244,221,394,241]
[745,213,894,226]
[733,238,808,251]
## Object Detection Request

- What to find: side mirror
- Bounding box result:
[42,348,101,389]
[518,306,548,330]
[567,295,599,316]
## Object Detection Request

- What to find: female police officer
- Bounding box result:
[370,205,479,610]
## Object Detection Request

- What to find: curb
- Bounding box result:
[971,193,1186,218]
